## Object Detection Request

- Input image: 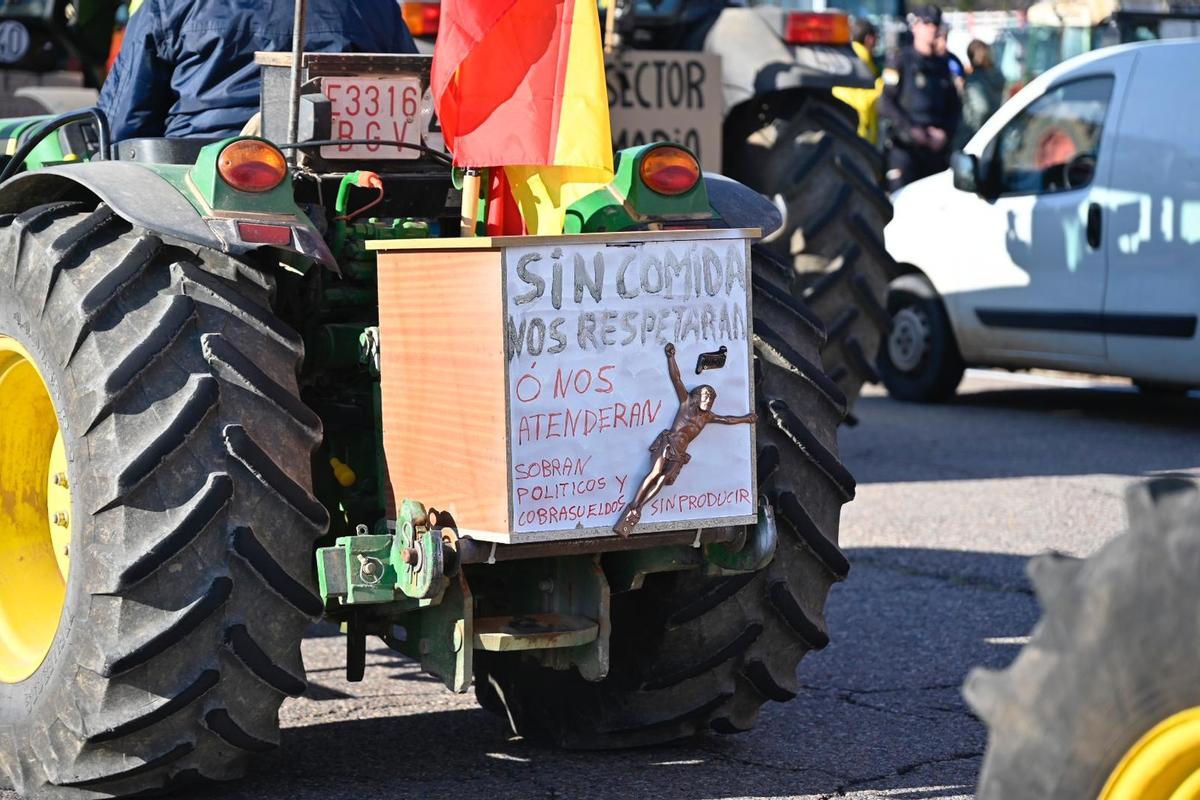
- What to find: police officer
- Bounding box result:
[879,5,962,191]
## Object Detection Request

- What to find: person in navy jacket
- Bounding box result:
[99,0,417,142]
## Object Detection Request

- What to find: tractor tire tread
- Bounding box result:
[968,477,1200,799]
[85,670,220,744]
[0,203,325,798]
[106,374,219,509]
[110,473,234,592]
[222,624,308,698]
[230,527,324,619]
[202,709,277,754]
[725,92,894,407]
[102,577,234,677]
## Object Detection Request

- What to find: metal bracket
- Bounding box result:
[398,570,474,693]
[604,544,703,593]
[513,555,611,681]
[358,326,381,375]
[346,614,367,682]
[342,532,398,605]
[704,498,777,573]
[695,345,728,374]
[392,499,446,600]
[315,499,458,605]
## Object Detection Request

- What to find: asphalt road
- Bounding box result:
[15,370,1200,800]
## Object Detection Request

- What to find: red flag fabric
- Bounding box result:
[485,169,527,236]
[431,0,614,233]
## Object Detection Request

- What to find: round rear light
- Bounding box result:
[217,140,288,193]
[639,145,701,196]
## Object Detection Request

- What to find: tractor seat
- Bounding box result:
[113,137,226,165]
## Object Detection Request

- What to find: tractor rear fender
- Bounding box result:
[704,172,782,239]
[0,161,335,271]
[703,6,875,111]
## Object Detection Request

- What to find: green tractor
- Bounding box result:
[0,8,856,798]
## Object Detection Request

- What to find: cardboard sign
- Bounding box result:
[606,51,724,173]
[504,237,755,536]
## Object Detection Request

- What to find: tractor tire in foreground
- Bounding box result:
[0,203,327,798]
[475,245,855,747]
[726,91,898,408]
[966,477,1200,799]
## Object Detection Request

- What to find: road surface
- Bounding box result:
[14,371,1200,800]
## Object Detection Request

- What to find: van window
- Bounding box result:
[993,76,1114,196]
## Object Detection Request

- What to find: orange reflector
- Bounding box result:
[237,222,292,246]
[784,12,851,45]
[639,145,701,196]
[217,140,288,193]
[402,1,440,37]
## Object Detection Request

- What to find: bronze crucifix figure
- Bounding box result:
[613,343,756,537]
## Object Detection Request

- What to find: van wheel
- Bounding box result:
[724,90,897,409]
[878,274,964,402]
[966,478,1200,799]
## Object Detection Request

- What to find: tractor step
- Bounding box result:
[473,613,598,652]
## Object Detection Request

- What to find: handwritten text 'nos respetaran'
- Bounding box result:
[506,243,747,361]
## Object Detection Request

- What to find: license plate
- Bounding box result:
[323,77,422,160]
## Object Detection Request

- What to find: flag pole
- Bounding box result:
[286,0,309,166]
[460,167,482,236]
[604,0,617,53]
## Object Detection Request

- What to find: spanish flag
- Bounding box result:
[431,0,614,234]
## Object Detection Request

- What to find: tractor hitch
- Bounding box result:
[317,500,459,605]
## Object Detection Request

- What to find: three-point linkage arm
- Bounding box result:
[664,343,688,403]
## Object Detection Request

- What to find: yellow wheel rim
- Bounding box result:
[1100,707,1200,800]
[0,334,70,684]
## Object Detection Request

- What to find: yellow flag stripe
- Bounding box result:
[503,0,613,235]
[552,0,612,172]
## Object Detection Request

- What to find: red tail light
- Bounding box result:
[639,145,701,196]
[784,12,851,45]
[402,1,440,37]
[237,222,292,246]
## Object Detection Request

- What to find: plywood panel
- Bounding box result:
[378,249,509,535]
[366,226,762,252]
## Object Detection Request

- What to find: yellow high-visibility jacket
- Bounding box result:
[832,41,884,145]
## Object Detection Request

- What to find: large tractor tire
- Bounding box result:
[725,91,898,409]
[966,477,1200,799]
[474,245,854,747]
[0,202,327,797]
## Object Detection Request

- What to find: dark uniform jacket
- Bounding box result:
[99,0,417,142]
[879,46,961,147]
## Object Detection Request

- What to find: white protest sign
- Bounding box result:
[504,237,755,536]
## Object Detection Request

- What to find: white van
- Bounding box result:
[881,39,1200,401]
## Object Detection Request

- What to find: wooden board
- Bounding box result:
[377,249,509,535]
[377,231,758,543]
[367,227,762,252]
